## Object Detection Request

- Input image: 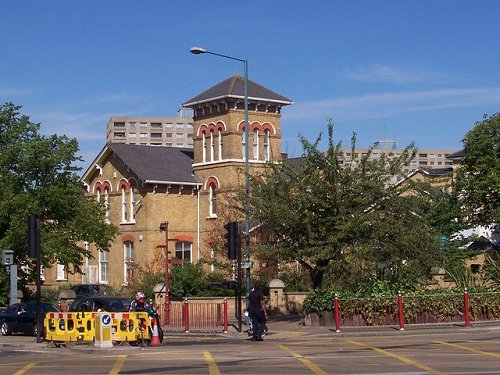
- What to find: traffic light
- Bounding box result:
[224,221,240,260]
[27,214,40,258]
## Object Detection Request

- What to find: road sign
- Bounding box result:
[101,314,111,326]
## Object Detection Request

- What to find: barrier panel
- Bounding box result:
[44,311,152,345]
[44,312,81,342]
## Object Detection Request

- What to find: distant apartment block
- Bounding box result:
[106,115,194,148]
[340,141,455,173]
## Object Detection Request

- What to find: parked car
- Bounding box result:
[0,302,59,336]
[69,296,131,312]
[70,284,112,298]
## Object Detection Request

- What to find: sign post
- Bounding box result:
[95,313,113,348]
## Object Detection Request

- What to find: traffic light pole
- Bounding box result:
[236,236,242,332]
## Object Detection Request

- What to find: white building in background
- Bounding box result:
[341,140,455,174]
[106,113,194,148]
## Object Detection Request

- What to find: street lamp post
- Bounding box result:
[190,47,251,309]
[159,221,170,326]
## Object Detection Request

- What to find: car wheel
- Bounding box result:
[1,322,12,336]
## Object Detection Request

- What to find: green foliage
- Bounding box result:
[170,262,207,298]
[302,289,335,314]
[483,255,500,290]
[302,287,500,324]
[251,118,449,289]
[132,271,165,301]
[456,113,500,226]
[0,103,118,287]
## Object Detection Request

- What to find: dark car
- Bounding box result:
[69,296,131,312]
[0,302,59,336]
[70,284,112,298]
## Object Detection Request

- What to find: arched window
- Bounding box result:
[253,129,259,160]
[209,183,217,217]
[124,241,134,285]
[121,186,128,222]
[175,242,192,262]
[264,129,270,161]
[202,132,207,162]
[104,188,110,223]
[241,131,246,160]
[210,131,214,162]
[218,129,223,160]
[129,185,135,222]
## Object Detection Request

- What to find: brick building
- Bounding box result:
[42,75,293,288]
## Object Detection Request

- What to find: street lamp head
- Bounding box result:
[159,222,168,231]
[190,47,207,55]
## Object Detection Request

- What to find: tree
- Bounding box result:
[457,113,500,226]
[0,102,118,290]
[250,119,445,289]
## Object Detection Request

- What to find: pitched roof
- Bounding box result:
[182,74,293,107]
[447,149,464,159]
[82,144,201,186]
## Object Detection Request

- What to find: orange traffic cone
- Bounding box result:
[150,318,161,346]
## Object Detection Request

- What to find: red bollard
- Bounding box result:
[334,295,341,333]
[464,288,470,328]
[183,298,190,333]
[398,291,405,331]
[223,297,228,333]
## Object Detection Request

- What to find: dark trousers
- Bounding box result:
[251,310,265,339]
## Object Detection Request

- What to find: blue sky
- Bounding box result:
[2,1,499,169]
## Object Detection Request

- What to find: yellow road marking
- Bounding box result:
[277,344,330,375]
[348,339,444,375]
[203,351,221,375]
[13,362,36,375]
[108,355,127,375]
[436,340,500,358]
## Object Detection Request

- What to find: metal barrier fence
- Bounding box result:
[161,297,228,333]
[330,289,500,332]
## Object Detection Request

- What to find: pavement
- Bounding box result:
[1,317,499,352]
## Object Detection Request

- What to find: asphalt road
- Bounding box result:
[1,326,499,374]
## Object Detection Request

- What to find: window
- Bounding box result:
[165,122,173,128]
[242,132,246,160]
[113,122,125,128]
[151,133,162,138]
[139,122,147,128]
[99,249,109,283]
[124,242,134,285]
[151,122,162,128]
[176,133,184,139]
[210,132,214,162]
[104,188,110,223]
[253,129,259,160]
[176,123,184,128]
[419,153,428,158]
[56,262,66,281]
[140,133,147,138]
[209,183,217,217]
[121,187,128,222]
[129,132,137,138]
[187,123,193,128]
[166,132,173,138]
[263,129,270,161]
[129,185,135,222]
[128,122,136,127]
[175,242,192,262]
[202,133,207,162]
[114,132,125,138]
[218,129,223,160]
